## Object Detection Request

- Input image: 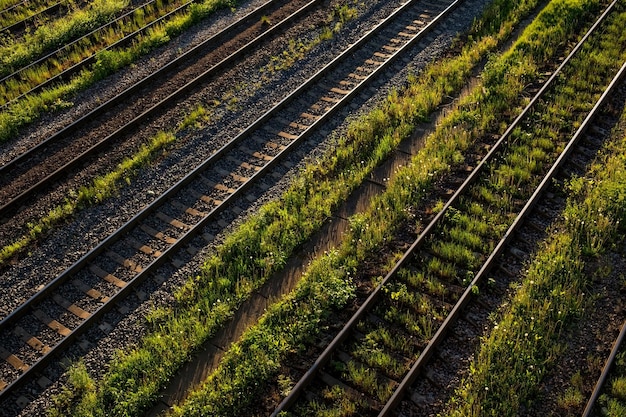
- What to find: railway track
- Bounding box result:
[393,59,626,416]
[0,0,27,13]
[0,0,465,405]
[0,0,70,35]
[583,320,626,417]
[0,0,317,222]
[0,0,215,105]
[269,1,626,415]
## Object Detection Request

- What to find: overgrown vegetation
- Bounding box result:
[0,0,191,106]
[47,0,570,415]
[46,0,545,413]
[0,0,236,143]
[44,0,626,414]
[446,8,626,416]
[0,0,362,266]
[0,0,128,72]
[0,105,208,265]
[295,1,624,412]
[600,350,626,416]
[0,0,63,29]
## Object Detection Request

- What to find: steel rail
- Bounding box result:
[0,0,29,15]
[0,0,448,333]
[270,1,620,414]
[583,319,626,417]
[0,0,200,107]
[0,0,316,218]
[381,56,626,417]
[0,0,280,174]
[0,0,60,17]
[0,0,65,34]
[0,0,174,85]
[0,0,455,399]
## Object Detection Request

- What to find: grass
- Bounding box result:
[0,0,189,106]
[600,351,626,416]
[0,0,61,29]
[158,0,603,412]
[0,0,237,143]
[260,3,358,74]
[0,0,362,264]
[445,13,626,415]
[0,0,358,143]
[286,0,621,410]
[46,0,561,414]
[0,0,129,73]
[295,385,365,417]
[557,371,585,411]
[0,105,209,265]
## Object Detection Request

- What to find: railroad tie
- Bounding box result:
[229,172,249,184]
[239,145,273,161]
[0,346,28,372]
[330,87,351,95]
[339,79,356,87]
[263,125,299,141]
[227,157,262,174]
[170,199,205,217]
[37,376,52,389]
[198,173,218,189]
[32,309,71,336]
[276,130,299,140]
[319,96,341,104]
[127,236,162,257]
[72,279,109,303]
[106,250,143,272]
[211,182,237,195]
[275,116,309,131]
[409,390,429,406]
[382,44,399,53]
[187,189,222,206]
[299,112,320,121]
[13,326,50,354]
[244,160,263,171]
[89,264,128,288]
[423,368,443,389]
[374,51,393,59]
[155,211,190,231]
[253,137,286,152]
[508,246,527,261]
[52,293,90,320]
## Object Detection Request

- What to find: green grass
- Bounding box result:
[47,0,557,414]
[0,0,237,144]
[445,13,626,415]
[166,250,356,417]
[0,104,208,265]
[0,0,129,73]
[0,0,190,106]
[0,0,60,29]
[161,0,602,413]
[600,351,626,416]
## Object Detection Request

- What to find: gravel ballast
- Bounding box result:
[0,0,493,414]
